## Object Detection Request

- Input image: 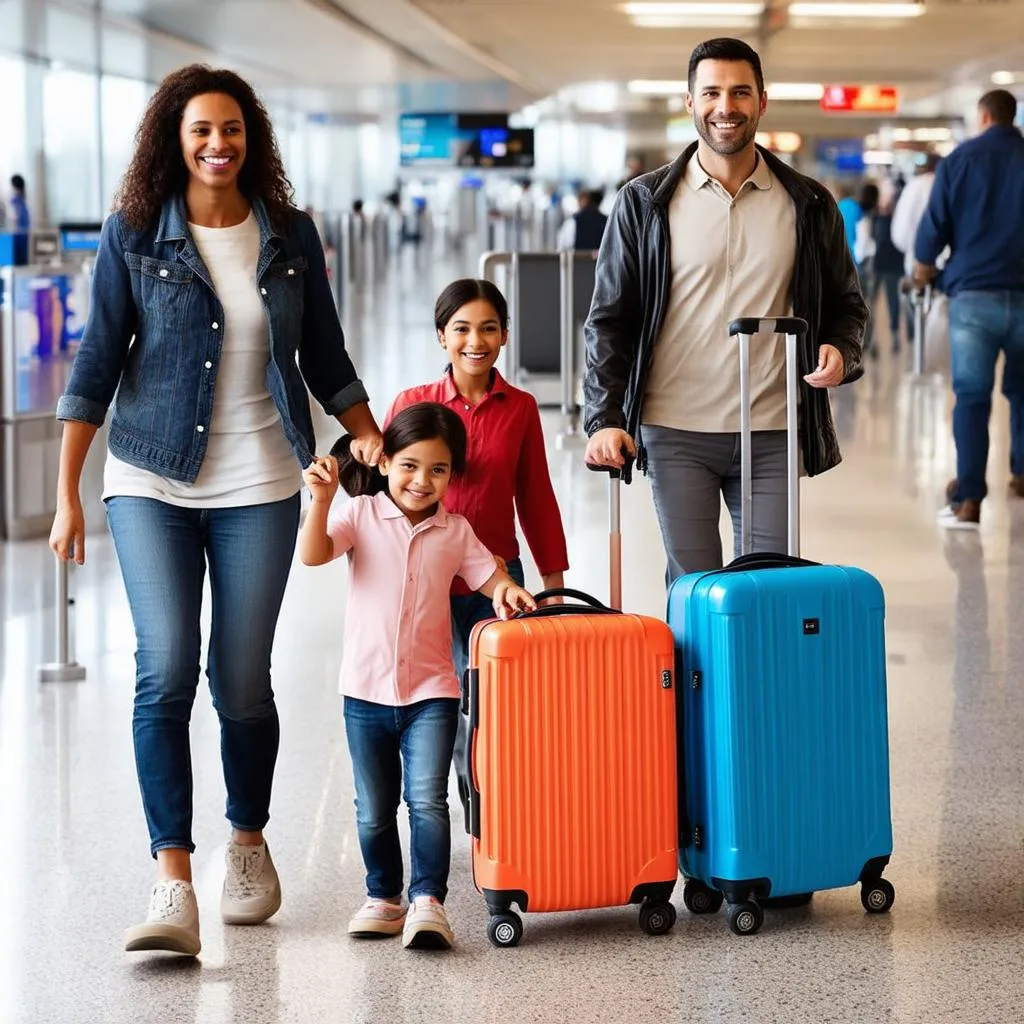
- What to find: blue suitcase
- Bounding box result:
[667,317,895,936]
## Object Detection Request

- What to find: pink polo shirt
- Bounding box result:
[328,491,498,706]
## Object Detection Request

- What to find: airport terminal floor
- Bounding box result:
[3,249,1024,1024]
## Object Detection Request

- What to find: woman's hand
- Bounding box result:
[303,456,340,505]
[349,431,384,467]
[491,580,538,620]
[50,496,86,565]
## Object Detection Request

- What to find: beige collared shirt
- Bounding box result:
[642,154,797,433]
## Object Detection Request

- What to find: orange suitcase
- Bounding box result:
[462,470,679,947]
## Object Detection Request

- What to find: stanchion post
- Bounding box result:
[37,558,86,683]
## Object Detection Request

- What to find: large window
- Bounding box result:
[0,56,28,223]
[100,74,150,210]
[43,67,101,222]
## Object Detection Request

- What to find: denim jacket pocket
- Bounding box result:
[125,252,195,333]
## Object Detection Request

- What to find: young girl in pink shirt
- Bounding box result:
[298,402,534,950]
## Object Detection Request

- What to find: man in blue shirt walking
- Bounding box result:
[915,90,1024,529]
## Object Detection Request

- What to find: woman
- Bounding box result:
[49,65,382,957]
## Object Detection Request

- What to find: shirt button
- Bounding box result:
[261,287,267,295]
[464,404,470,411]
[158,268,169,278]
[287,268,295,276]
[196,425,205,433]
[212,322,219,330]
[204,360,212,369]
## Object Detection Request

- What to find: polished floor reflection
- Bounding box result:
[3,251,1023,1024]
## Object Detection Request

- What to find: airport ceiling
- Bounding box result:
[4,0,1024,125]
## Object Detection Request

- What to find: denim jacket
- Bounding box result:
[56,195,368,483]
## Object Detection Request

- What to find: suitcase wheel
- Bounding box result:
[683,880,724,916]
[487,912,524,948]
[860,878,896,914]
[639,900,677,936]
[726,900,764,936]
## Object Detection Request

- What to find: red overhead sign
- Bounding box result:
[821,85,899,113]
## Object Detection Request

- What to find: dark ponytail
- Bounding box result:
[329,402,468,498]
[330,434,386,497]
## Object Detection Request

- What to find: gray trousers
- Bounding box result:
[643,425,789,585]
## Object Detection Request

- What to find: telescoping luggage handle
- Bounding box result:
[579,454,633,611]
[728,317,808,560]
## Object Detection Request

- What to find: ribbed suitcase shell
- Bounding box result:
[668,563,893,898]
[468,612,679,914]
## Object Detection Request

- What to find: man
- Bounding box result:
[583,37,867,581]
[8,175,29,232]
[556,188,608,252]
[915,90,1024,529]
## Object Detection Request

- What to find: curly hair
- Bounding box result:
[114,64,294,231]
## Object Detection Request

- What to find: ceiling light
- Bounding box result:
[789,3,924,17]
[991,71,1017,85]
[628,79,689,95]
[768,82,824,101]
[631,14,760,25]
[623,2,763,14]
[912,126,953,142]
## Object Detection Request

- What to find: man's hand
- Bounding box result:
[584,428,636,469]
[803,344,845,389]
[912,261,937,289]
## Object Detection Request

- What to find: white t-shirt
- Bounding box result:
[104,211,301,507]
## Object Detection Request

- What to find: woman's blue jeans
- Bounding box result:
[343,696,459,903]
[105,494,299,856]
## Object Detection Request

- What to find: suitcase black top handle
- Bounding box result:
[722,552,821,573]
[514,588,620,618]
[728,316,808,338]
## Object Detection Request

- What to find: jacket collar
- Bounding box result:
[648,142,817,211]
[154,194,282,246]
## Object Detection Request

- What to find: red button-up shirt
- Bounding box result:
[385,370,569,595]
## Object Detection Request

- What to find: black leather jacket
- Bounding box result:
[583,144,867,480]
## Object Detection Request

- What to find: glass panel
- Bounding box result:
[43,68,100,223]
[100,75,150,211]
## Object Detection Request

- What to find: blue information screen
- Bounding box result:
[399,114,533,168]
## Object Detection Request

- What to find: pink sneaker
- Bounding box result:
[348,898,407,938]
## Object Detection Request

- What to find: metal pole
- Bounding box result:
[559,251,575,419]
[785,332,801,558]
[609,474,622,612]
[912,285,931,377]
[738,332,753,556]
[38,558,86,683]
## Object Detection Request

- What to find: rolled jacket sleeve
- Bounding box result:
[56,213,136,426]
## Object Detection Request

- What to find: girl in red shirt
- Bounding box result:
[385,279,570,793]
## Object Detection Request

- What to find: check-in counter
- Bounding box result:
[0,264,106,540]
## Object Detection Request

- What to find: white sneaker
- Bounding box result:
[348,897,408,938]
[124,879,201,956]
[402,896,454,950]
[221,840,282,925]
